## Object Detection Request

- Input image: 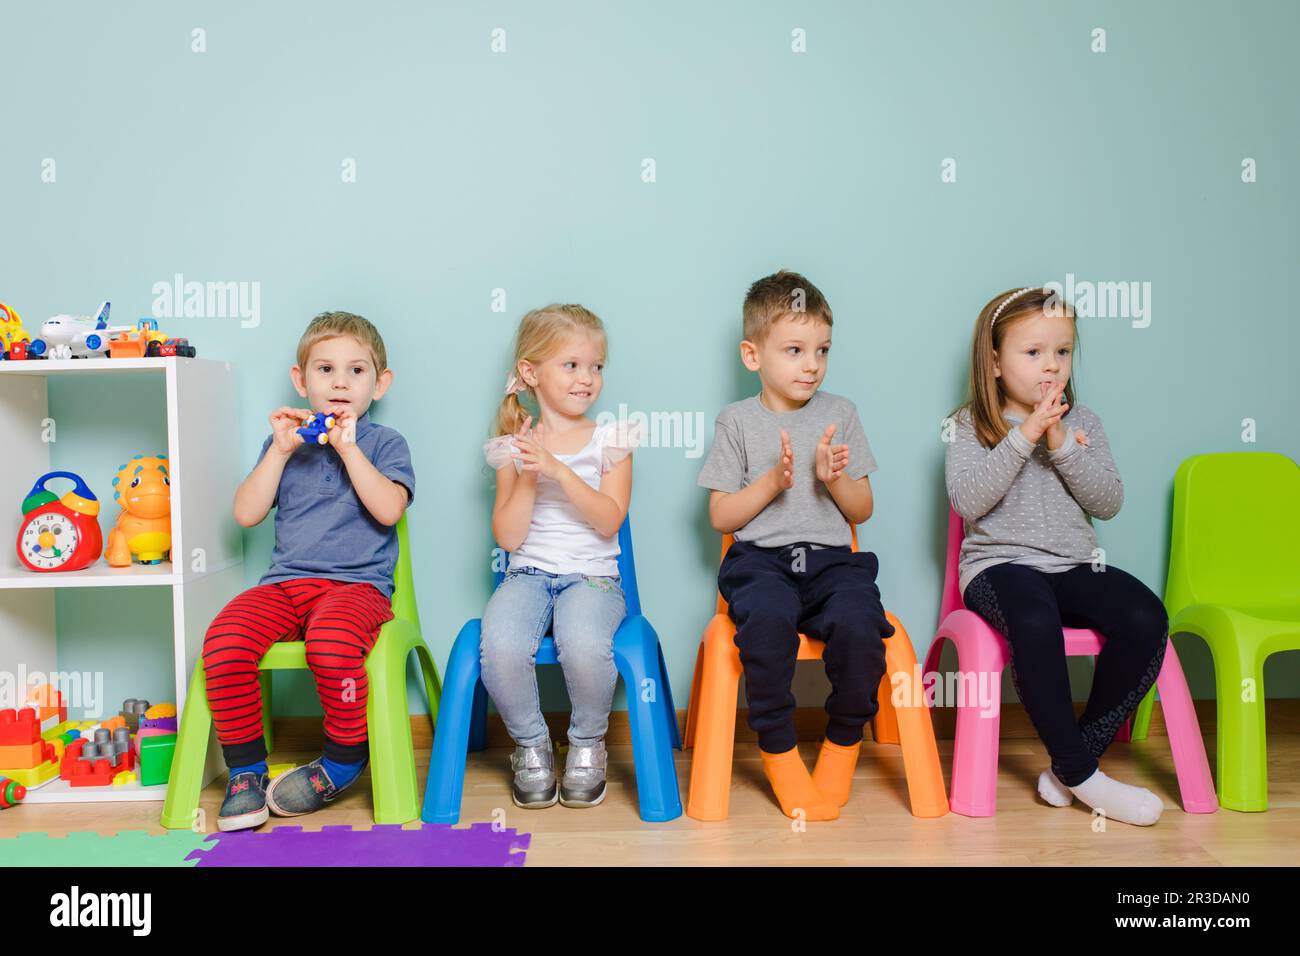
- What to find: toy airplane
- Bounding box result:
[31,301,135,359]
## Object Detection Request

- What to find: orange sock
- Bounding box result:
[811,739,860,807]
[760,747,839,821]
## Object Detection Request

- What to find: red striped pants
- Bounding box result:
[202,578,393,767]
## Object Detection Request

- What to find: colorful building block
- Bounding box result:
[60,734,136,787]
[0,741,47,769]
[0,708,41,746]
[2,756,60,789]
[24,684,67,728]
[120,698,150,733]
[139,733,176,787]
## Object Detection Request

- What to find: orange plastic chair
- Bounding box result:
[683,529,949,820]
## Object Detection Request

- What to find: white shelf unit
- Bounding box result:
[0,357,244,803]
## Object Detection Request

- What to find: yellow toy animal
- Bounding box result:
[105,455,173,566]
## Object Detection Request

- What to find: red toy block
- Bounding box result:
[59,738,135,788]
[0,708,41,746]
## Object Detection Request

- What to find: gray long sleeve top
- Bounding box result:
[945,403,1124,596]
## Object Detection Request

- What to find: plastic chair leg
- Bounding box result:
[614,617,683,821]
[1149,638,1217,813]
[367,622,423,824]
[685,617,744,821]
[1214,647,1270,812]
[421,620,485,824]
[683,641,705,750]
[883,613,949,817]
[161,657,213,829]
[944,631,1004,818]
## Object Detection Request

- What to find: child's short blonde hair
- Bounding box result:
[743,270,833,345]
[296,311,389,373]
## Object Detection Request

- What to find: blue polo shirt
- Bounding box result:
[255,412,415,599]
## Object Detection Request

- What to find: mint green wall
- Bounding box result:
[7,1,1298,721]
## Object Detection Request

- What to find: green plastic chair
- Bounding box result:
[1129,452,1300,811]
[161,516,441,828]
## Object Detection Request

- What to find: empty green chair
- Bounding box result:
[161,516,441,828]
[1130,452,1300,811]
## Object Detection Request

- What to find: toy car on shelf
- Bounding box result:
[146,337,196,358]
[0,302,35,360]
[108,319,169,358]
[296,413,335,445]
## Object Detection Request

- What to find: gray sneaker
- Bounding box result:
[560,740,607,808]
[510,741,558,809]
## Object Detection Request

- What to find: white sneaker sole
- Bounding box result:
[217,805,269,831]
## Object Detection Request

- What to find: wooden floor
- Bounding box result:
[3,733,1298,865]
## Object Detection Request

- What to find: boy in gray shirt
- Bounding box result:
[695,270,893,822]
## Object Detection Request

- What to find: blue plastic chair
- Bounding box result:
[421,518,683,823]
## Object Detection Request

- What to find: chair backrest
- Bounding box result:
[390,514,420,628]
[493,516,642,618]
[714,526,859,617]
[1165,452,1300,614]
[938,506,966,626]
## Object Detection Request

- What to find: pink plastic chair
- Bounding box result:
[922,507,1218,816]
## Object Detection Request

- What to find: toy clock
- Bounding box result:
[16,472,103,572]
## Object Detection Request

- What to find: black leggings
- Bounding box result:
[962,562,1168,787]
[719,541,895,754]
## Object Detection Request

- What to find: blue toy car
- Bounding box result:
[296,413,335,446]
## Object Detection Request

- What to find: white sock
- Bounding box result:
[1037,769,1073,807]
[1067,769,1164,826]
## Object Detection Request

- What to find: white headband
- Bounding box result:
[990,287,1037,328]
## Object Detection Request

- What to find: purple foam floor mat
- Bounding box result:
[185,823,530,867]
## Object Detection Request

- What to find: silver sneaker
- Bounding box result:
[510,741,558,809]
[560,740,607,808]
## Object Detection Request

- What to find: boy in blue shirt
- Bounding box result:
[207,311,415,831]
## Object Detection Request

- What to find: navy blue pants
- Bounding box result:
[718,540,894,754]
[963,562,1169,787]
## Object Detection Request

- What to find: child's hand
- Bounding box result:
[512,419,566,480]
[326,406,359,448]
[269,407,310,455]
[815,424,849,485]
[1019,382,1068,446]
[765,429,794,493]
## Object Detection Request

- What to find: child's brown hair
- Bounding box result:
[743,270,833,345]
[296,311,388,373]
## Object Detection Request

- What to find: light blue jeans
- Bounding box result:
[479,566,626,748]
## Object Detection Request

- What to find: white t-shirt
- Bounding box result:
[484,420,644,576]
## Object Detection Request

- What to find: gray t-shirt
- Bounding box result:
[945,403,1123,596]
[697,389,877,548]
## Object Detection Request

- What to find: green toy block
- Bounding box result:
[139,732,177,787]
